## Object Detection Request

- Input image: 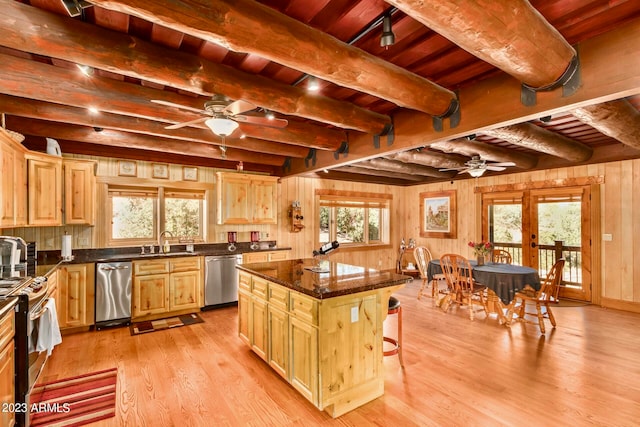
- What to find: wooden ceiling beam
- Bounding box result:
[333,166,424,182]
[88,0,457,117]
[6,117,287,166]
[283,18,640,175]
[482,123,593,162]
[387,150,467,170]
[571,99,640,151]
[0,95,310,158]
[0,0,389,134]
[430,138,538,169]
[387,0,575,88]
[366,158,454,179]
[0,53,342,151]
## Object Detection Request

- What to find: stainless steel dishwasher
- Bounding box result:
[203,254,242,309]
[95,261,132,329]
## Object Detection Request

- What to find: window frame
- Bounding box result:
[316,190,391,249]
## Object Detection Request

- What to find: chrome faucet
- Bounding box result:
[159,230,174,253]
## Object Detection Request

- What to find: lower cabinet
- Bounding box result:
[57,263,95,329]
[289,316,318,404]
[132,257,201,320]
[242,250,289,264]
[0,307,15,427]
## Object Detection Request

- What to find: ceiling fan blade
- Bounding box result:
[489,162,516,167]
[439,167,464,172]
[486,166,507,171]
[165,116,209,130]
[457,168,472,174]
[234,115,288,128]
[225,100,256,116]
[151,99,207,115]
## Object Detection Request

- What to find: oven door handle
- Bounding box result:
[30,298,51,321]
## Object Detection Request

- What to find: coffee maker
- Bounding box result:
[0,236,28,279]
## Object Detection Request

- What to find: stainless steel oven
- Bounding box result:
[12,276,55,427]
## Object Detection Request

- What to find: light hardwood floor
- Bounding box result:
[40,282,640,426]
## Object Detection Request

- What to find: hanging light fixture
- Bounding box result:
[380,13,395,48]
[468,168,486,178]
[204,117,239,137]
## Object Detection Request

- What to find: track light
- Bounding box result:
[380,14,395,48]
[307,76,320,92]
[60,0,92,17]
[265,110,275,120]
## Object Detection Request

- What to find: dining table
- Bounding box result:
[427,259,540,305]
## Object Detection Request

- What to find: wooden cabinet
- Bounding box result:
[26,152,62,226]
[238,270,400,418]
[57,263,95,329]
[0,307,15,427]
[216,172,278,224]
[63,159,95,225]
[133,256,202,320]
[0,129,27,228]
[243,250,289,264]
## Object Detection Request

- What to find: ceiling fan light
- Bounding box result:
[205,117,239,136]
[468,168,485,178]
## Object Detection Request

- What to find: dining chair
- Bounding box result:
[492,249,512,264]
[414,246,447,302]
[505,258,565,333]
[439,254,488,320]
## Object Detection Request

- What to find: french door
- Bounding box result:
[482,186,592,302]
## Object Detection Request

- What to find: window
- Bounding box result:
[109,185,205,245]
[317,190,390,247]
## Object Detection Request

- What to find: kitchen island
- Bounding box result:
[236,258,411,417]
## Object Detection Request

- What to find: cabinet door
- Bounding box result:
[251,178,278,224]
[27,155,62,226]
[0,340,15,427]
[251,297,268,361]
[133,274,170,318]
[289,317,318,405]
[268,305,289,379]
[0,139,27,228]
[63,160,95,225]
[243,252,269,264]
[238,289,251,345]
[217,173,251,224]
[169,270,200,311]
[58,264,94,328]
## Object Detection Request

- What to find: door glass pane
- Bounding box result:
[489,204,522,264]
[336,207,364,243]
[165,197,202,240]
[537,201,581,286]
[112,196,154,239]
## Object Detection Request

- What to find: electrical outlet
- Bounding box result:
[351,306,359,323]
[79,237,89,246]
[45,238,54,249]
[602,233,613,241]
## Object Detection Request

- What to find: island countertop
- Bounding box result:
[236,258,412,299]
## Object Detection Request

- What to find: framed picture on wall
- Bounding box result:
[420,190,457,239]
[118,160,137,177]
[152,163,169,179]
[183,166,198,181]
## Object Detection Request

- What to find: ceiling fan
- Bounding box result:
[439,155,516,177]
[151,95,288,136]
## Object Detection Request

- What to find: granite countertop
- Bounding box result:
[237,258,412,299]
[37,242,291,266]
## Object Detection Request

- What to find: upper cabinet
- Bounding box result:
[26,152,62,227]
[63,159,96,225]
[216,172,278,224]
[0,130,27,228]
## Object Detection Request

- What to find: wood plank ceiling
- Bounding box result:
[1,0,640,185]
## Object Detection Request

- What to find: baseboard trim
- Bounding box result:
[600,297,640,314]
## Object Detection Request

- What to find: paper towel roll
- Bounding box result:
[61,235,72,258]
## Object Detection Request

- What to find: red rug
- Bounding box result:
[30,367,117,427]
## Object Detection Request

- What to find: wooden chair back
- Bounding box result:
[413,246,432,279]
[492,249,512,264]
[439,253,474,294]
[538,258,565,302]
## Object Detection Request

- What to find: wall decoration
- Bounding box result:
[420,190,457,239]
[118,160,137,177]
[183,166,198,181]
[152,163,169,179]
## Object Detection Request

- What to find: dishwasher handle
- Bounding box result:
[98,265,131,271]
